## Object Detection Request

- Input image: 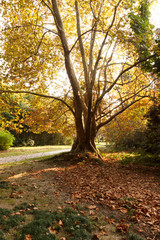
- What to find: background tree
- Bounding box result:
[0,93,28,131]
[145,97,160,153]
[0,93,74,146]
[129,0,160,74]
[0,0,159,154]
[103,99,151,149]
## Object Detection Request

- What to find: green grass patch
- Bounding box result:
[0,203,92,240]
[102,152,136,162]
[120,152,160,166]
[128,233,145,240]
[19,208,91,240]
[0,229,6,240]
[0,145,71,158]
[0,155,56,168]
[102,151,160,166]
[0,181,10,189]
[0,207,25,232]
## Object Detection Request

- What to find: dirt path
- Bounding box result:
[0,149,70,164]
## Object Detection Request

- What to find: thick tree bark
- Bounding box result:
[71,134,97,153]
[71,114,98,153]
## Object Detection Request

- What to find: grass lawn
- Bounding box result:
[0,142,106,159]
[0,145,71,158]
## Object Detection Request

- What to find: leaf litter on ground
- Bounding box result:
[0,152,160,239]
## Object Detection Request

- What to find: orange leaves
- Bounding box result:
[48,226,58,235]
[52,156,160,238]
[108,218,115,225]
[24,235,33,240]
[58,220,64,227]
[119,208,128,214]
[47,220,64,236]
[116,220,129,234]
[88,205,97,210]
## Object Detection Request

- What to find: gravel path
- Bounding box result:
[0,149,70,164]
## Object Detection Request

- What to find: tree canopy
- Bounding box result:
[0,0,159,153]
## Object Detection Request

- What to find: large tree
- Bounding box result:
[0,0,159,154]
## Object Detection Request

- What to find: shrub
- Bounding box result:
[144,103,160,153]
[114,130,146,150]
[27,139,35,146]
[0,130,15,150]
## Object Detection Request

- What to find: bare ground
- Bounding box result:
[0,152,160,240]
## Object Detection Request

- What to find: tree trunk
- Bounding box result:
[71,114,98,154]
[71,135,97,153]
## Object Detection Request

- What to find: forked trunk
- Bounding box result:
[71,115,98,154]
[71,135,96,153]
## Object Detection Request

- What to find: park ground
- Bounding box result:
[0,148,160,240]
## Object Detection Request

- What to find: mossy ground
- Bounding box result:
[0,203,92,240]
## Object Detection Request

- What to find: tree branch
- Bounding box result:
[42,0,55,16]
[89,0,105,86]
[22,30,50,62]
[97,96,146,130]
[75,0,89,93]
[92,0,122,87]
[69,28,93,53]
[1,24,58,35]
[51,0,87,114]
[94,53,157,114]
[0,90,75,116]
[96,82,152,122]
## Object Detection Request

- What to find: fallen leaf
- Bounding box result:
[48,226,58,235]
[24,234,33,240]
[89,210,96,215]
[58,206,63,210]
[59,220,64,226]
[88,205,97,210]
[120,208,128,214]
[108,218,115,224]
[11,212,22,216]
[116,223,129,233]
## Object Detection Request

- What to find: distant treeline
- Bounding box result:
[11,130,72,147]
